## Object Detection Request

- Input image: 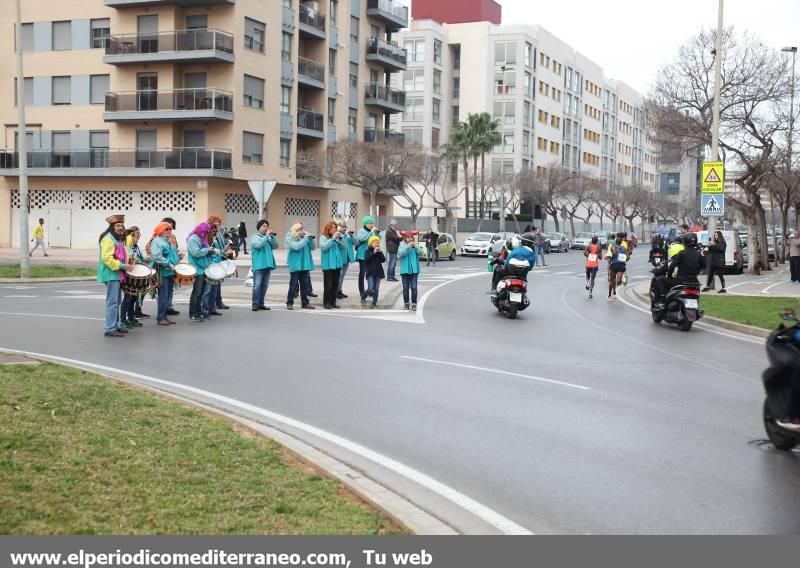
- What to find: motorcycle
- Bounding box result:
[490,256,531,319]
[649,263,703,331]
[223,227,240,259]
[762,309,800,451]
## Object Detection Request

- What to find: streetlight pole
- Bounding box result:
[15,0,30,278]
[499,65,514,233]
[708,0,723,236]
[782,47,797,233]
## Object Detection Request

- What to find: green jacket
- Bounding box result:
[251,233,278,271]
[356,227,373,261]
[320,235,345,270]
[398,242,421,275]
[151,236,180,278]
[286,234,316,272]
[341,233,356,264]
[97,234,123,283]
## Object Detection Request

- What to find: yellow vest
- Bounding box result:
[668,242,685,259]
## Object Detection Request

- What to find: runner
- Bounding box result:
[584,236,602,299]
[621,234,632,286]
[606,232,629,301]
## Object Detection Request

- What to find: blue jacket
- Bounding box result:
[398,242,421,275]
[504,246,537,270]
[151,236,180,278]
[187,234,212,275]
[251,233,278,271]
[320,235,345,270]
[286,234,316,272]
[356,227,373,261]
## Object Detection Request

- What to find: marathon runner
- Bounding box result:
[606,232,629,301]
[584,236,602,299]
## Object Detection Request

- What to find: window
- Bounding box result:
[524,72,532,97]
[282,32,291,61]
[52,132,70,163]
[404,97,423,121]
[14,77,33,106]
[494,101,515,124]
[501,133,514,153]
[348,108,357,135]
[281,86,291,114]
[433,70,441,94]
[452,105,459,125]
[494,41,517,65]
[244,75,265,109]
[280,139,291,167]
[432,128,440,150]
[349,63,358,87]
[52,21,71,51]
[91,19,110,49]
[370,24,380,39]
[52,76,71,105]
[452,77,460,98]
[523,101,531,126]
[186,15,208,30]
[537,137,546,151]
[432,99,440,123]
[550,141,559,154]
[495,70,515,95]
[434,40,442,65]
[450,162,459,182]
[523,131,530,154]
[524,42,532,67]
[538,109,548,124]
[330,0,338,24]
[405,39,425,63]
[242,131,264,164]
[90,74,109,104]
[350,16,359,42]
[245,17,265,53]
[403,69,425,92]
[551,115,560,129]
[328,98,335,124]
[329,49,336,75]
[402,127,423,145]
[20,23,33,52]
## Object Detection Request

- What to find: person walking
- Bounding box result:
[336,219,355,299]
[30,218,48,257]
[385,219,402,281]
[286,222,316,310]
[703,230,727,293]
[97,215,130,337]
[424,229,439,266]
[320,221,345,309]
[150,221,180,326]
[238,220,248,255]
[533,227,547,267]
[355,216,379,301]
[789,230,800,284]
[364,236,386,309]
[250,220,278,311]
[398,232,421,311]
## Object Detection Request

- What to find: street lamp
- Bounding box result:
[782,46,797,231]
[498,64,514,232]
[15,0,30,278]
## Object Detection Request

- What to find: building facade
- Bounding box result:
[0,0,409,248]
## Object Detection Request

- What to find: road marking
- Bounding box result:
[553,271,574,275]
[0,311,103,321]
[761,281,788,294]
[414,272,487,323]
[0,347,533,535]
[400,356,592,391]
[56,289,93,294]
[0,285,36,290]
[3,295,38,298]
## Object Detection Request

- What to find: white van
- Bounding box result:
[696,230,744,274]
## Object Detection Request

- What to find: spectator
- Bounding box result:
[789,230,800,283]
[399,232,421,311]
[533,227,547,267]
[385,219,402,281]
[703,230,727,293]
[364,236,386,309]
[424,229,439,266]
[238,220,248,255]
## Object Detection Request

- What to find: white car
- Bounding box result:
[460,232,519,256]
[572,232,595,250]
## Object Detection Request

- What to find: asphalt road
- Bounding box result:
[1,251,797,534]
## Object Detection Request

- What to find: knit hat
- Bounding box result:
[362,216,375,226]
[368,236,381,248]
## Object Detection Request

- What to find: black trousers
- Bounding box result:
[357,260,367,296]
[791,256,800,282]
[706,266,726,288]
[189,274,206,317]
[323,269,340,306]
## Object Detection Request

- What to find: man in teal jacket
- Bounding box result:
[250,220,279,311]
[286,222,316,310]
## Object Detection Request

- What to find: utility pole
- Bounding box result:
[15,0,30,278]
[708,0,724,236]
[499,65,514,233]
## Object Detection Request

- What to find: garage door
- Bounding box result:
[284,197,320,237]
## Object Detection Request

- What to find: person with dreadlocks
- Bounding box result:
[97,214,131,337]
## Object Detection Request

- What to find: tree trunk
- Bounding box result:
[369,191,376,219]
[472,157,479,219]
[598,209,604,230]
[551,212,560,232]
[781,204,790,263]
[479,153,486,219]
[462,157,470,220]
[746,223,758,274]
[568,216,576,238]
[755,200,770,271]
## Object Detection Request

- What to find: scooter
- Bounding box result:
[762,309,800,451]
[649,264,703,331]
[490,256,531,319]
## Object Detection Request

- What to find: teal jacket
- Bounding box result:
[356,227,373,261]
[320,235,345,270]
[187,234,212,275]
[286,234,316,272]
[97,233,123,283]
[341,233,356,264]
[251,233,278,271]
[151,236,180,278]
[398,242,421,275]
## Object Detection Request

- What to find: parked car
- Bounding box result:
[419,233,457,261]
[572,232,595,250]
[596,231,616,246]
[696,230,745,274]
[459,232,496,257]
[545,232,570,253]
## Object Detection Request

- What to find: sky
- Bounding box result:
[413,0,800,94]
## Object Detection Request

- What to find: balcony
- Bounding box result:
[299,4,326,40]
[297,57,326,90]
[105,0,235,6]
[104,88,233,122]
[364,83,406,113]
[366,0,408,31]
[0,148,233,178]
[297,110,325,139]
[365,37,407,72]
[105,29,234,65]
[364,128,405,145]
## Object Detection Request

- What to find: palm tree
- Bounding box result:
[468,113,502,219]
[445,121,474,218]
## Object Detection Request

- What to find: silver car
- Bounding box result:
[572,232,595,250]
[545,232,571,253]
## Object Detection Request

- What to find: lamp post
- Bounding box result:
[782,46,797,234]
[15,0,30,278]
[499,65,514,232]
[708,0,724,236]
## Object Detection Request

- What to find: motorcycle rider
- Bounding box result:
[649,233,667,266]
[505,233,537,271]
[651,232,706,308]
[490,237,518,294]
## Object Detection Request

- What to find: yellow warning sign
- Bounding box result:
[702,161,725,193]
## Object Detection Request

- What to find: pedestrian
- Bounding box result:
[533,227,547,266]
[97,214,130,337]
[29,218,48,257]
[206,215,230,313]
[385,219,402,281]
[120,227,147,327]
[250,220,278,311]
[238,220,248,255]
[584,236,602,299]
[523,224,532,233]
[364,236,386,309]
[150,221,180,326]
[355,216,380,300]
[286,222,316,310]
[398,232,421,311]
[703,230,727,293]
[789,230,800,284]
[336,219,355,299]
[187,222,219,322]
[424,229,439,266]
[320,221,345,309]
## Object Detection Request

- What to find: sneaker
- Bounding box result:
[585,281,590,291]
[166,309,180,316]
[115,327,129,333]
[252,306,260,312]
[607,296,614,302]
[776,419,800,431]
[403,304,410,310]
[286,304,294,310]
[702,287,711,292]
[370,304,377,309]
[336,292,347,299]
[308,293,319,298]
[718,289,727,294]
[589,293,593,299]
[217,304,230,310]
[411,304,417,311]
[134,312,151,319]
[44,253,49,257]
[324,304,332,310]
[208,311,222,316]
[302,304,316,310]
[104,331,125,337]
[157,320,171,326]
[189,316,203,322]
[128,320,143,328]
[119,320,132,329]
[258,305,271,311]
[360,298,367,306]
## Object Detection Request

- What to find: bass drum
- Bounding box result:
[174,263,197,287]
[123,263,155,296]
[220,259,237,278]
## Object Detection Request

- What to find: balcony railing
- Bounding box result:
[299,4,326,33]
[297,109,324,133]
[364,83,406,108]
[366,0,409,29]
[106,29,234,58]
[105,88,233,113]
[298,57,326,83]
[0,148,232,172]
[365,37,407,68]
[364,128,405,144]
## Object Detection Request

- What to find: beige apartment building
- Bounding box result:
[0,0,409,248]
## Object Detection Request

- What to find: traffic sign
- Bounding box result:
[701,194,724,217]
[702,161,724,193]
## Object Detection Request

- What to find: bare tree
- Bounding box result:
[428,177,467,236]
[394,148,448,228]
[562,174,600,238]
[528,164,576,232]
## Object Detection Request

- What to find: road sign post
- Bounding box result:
[701,161,725,227]
[248,180,276,220]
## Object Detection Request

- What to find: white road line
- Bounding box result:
[553,271,575,275]
[400,356,591,391]
[414,272,487,323]
[0,347,533,535]
[761,281,789,294]
[56,290,93,295]
[3,295,39,298]
[0,311,103,321]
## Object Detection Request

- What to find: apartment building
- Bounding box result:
[391,0,660,220]
[0,0,409,248]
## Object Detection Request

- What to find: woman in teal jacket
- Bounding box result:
[398,232,421,311]
[286,222,316,309]
[337,219,355,299]
[187,222,218,322]
[250,220,279,311]
[150,221,180,325]
[319,221,345,309]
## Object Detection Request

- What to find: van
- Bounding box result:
[697,230,744,274]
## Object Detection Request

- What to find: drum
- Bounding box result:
[123,263,155,296]
[221,259,237,278]
[174,263,197,287]
[205,262,227,285]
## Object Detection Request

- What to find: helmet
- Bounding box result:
[682,232,698,246]
[520,232,536,248]
[510,236,521,249]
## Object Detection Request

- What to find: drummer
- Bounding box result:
[187,222,220,322]
[120,227,146,329]
[97,214,130,338]
[207,215,230,313]
[150,221,180,326]
[145,217,182,317]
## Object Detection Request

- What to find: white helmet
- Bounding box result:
[510,236,521,249]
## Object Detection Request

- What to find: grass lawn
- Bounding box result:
[0,265,96,278]
[700,295,800,330]
[0,362,404,535]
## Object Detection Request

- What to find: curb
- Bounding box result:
[220,284,404,310]
[0,276,96,283]
[3,350,459,535]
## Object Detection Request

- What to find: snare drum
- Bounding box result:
[123,263,155,296]
[221,259,237,278]
[174,263,197,287]
[205,262,227,285]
